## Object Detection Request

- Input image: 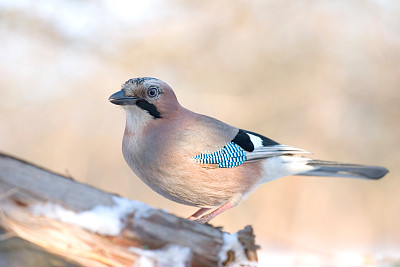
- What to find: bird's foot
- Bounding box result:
[193,202,234,223]
[187,207,211,220]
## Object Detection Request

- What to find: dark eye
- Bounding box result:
[147,87,159,98]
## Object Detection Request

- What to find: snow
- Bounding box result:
[30,196,154,235]
[218,232,258,267]
[130,244,191,267]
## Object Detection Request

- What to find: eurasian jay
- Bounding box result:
[109,77,388,223]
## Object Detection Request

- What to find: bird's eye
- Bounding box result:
[147,87,159,98]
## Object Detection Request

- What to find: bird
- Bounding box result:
[109,77,389,223]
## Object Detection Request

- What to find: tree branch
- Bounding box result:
[0,153,259,266]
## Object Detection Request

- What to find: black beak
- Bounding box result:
[109,90,138,106]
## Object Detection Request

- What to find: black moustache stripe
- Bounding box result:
[136,100,162,119]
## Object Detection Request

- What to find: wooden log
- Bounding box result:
[0,153,259,266]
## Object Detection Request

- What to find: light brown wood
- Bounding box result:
[0,153,259,266]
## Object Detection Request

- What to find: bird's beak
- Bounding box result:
[109,90,138,106]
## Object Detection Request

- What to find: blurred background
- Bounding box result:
[1,0,399,266]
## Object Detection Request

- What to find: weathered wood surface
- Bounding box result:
[0,230,82,267]
[0,153,259,267]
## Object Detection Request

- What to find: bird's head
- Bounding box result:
[109,77,180,120]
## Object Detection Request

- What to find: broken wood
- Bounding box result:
[0,153,259,266]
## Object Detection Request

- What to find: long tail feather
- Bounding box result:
[297,160,388,179]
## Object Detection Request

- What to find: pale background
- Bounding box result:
[1,0,399,266]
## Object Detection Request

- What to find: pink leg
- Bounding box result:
[195,202,234,223]
[187,207,211,220]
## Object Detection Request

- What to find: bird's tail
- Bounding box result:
[297,160,388,180]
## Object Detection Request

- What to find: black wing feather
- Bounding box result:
[231,129,309,162]
[232,129,279,152]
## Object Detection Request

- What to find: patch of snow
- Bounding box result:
[30,196,155,235]
[130,244,191,267]
[218,232,258,267]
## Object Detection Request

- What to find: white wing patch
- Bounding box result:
[246,144,310,162]
[248,133,263,148]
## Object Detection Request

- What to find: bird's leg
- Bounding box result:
[195,193,243,223]
[187,208,211,220]
[195,202,233,223]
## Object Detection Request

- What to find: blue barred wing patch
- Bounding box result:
[193,142,247,168]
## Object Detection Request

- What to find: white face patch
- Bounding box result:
[247,133,263,148]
